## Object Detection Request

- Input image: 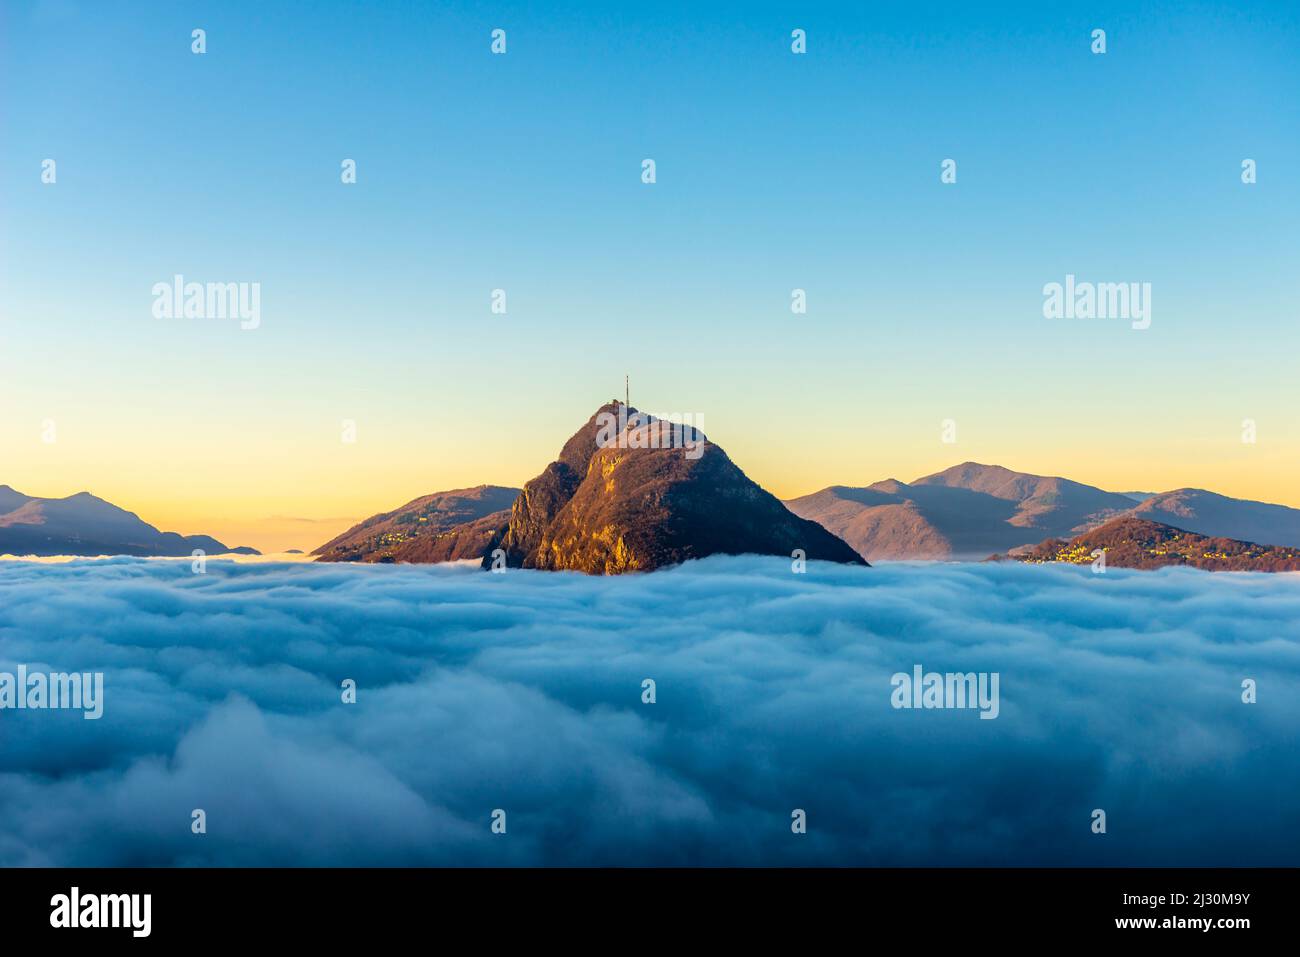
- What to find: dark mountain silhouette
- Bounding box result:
[786,462,1300,561]
[0,486,259,557]
[317,402,865,573]
[313,485,520,562]
[996,516,1300,572]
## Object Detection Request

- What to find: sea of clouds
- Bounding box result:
[0,555,1297,866]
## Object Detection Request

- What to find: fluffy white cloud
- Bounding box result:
[0,556,1297,865]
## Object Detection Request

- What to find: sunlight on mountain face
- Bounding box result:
[0,552,321,564]
[1,556,1296,866]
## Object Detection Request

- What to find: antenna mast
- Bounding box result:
[625,375,629,412]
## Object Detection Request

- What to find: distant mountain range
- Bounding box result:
[784,463,1300,561]
[0,486,259,558]
[317,402,865,572]
[24,432,1291,572]
[997,516,1300,572]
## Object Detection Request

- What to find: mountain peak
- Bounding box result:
[317,402,863,573]
[492,405,863,572]
[913,462,1019,486]
[1130,487,1300,546]
[868,478,910,494]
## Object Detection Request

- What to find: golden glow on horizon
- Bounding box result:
[5,420,1297,555]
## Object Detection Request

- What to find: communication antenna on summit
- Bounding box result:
[625,375,629,412]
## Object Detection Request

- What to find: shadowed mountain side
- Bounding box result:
[0,486,258,557]
[1128,488,1300,548]
[994,516,1300,572]
[313,485,520,561]
[807,500,954,560]
[788,480,1040,560]
[785,467,1132,561]
[0,485,30,513]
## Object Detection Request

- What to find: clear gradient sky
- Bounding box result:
[2,0,1298,552]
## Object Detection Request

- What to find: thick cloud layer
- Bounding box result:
[1,556,1297,866]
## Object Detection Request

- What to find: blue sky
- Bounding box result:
[2,0,1298,549]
